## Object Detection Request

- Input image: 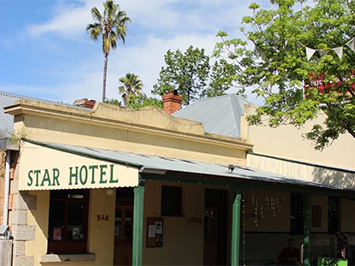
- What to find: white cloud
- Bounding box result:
[16,0,262,105]
[26,0,252,38]
[38,33,220,104]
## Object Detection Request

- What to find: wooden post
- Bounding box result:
[231,192,242,266]
[303,194,312,266]
[132,181,145,266]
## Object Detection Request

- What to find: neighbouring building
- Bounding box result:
[0,90,354,266]
[174,94,355,265]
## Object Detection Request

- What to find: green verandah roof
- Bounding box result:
[22,138,355,198]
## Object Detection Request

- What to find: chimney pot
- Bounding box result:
[73,98,96,109]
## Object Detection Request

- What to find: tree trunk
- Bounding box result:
[102,53,109,102]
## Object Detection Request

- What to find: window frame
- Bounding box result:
[47,189,90,254]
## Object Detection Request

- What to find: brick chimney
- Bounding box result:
[73,98,96,109]
[162,90,182,115]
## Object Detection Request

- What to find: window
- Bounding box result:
[161,186,182,216]
[328,196,340,234]
[48,189,89,254]
[290,193,303,235]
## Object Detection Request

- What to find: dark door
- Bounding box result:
[204,189,228,265]
[114,188,134,266]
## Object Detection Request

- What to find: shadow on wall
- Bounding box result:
[312,168,355,189]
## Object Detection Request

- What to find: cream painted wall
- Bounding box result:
[246,105,355,169]
[26,191,49,265]
[15,110,247,166]
[142,181,205,265]
[87,188,116,265]
[244,189,290,232]
[341,199,355,233]
[247,154,355,188]
[311,195,328,233]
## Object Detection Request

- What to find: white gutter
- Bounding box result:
[3,151,10,225]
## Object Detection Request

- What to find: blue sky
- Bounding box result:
[0,0,272,105]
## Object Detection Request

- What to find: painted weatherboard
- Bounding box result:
[18,141,139,190]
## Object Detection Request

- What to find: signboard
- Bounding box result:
[18,141,139,191]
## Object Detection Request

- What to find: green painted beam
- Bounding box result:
[303,194,312,266]
[231,192,242,266]
[132,181,145,266]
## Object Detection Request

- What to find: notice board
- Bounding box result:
[146,217,163,248]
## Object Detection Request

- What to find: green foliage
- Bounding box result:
[118,73,143,106]
[152,46,210,105]
[153,45,245,105]
[105,98,122,106]
[214,0,355,149]
[86,0,130,55]
[126,94,163,109]
[105,94,163,109]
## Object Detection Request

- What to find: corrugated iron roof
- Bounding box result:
[24,139,355,193]
[0,91,22,137]
[173,94,249,139]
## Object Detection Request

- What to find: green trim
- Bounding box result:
[132,180,145,266]
[231,192,241,266]
[142,173,237,188]
[22,138,142,168]
[303,194,312,266]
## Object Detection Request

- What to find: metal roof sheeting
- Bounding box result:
[24,139,355,193]
[173,94,249,139]
[0,91,22,137]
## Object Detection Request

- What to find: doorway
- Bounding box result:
[204,189,228,265]
[114,188,134,266]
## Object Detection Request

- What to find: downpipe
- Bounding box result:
[3,151,10,225]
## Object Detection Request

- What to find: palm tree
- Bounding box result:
[86,0,131,102]
[119,73,143,106]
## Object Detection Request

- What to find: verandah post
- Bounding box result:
[231,191,242,266]
[132,179,145,266]
[303,194,312,266]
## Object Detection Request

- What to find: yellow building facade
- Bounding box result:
[1,95,355,266]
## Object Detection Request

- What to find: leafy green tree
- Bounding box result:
[105,94,162,109]
[87,0,131,102]
[152,46,210,105]
[118,73,143,106]
[126,94,163,109]
[105,98,122,107]
[214,0,355,149]
[207,59,245,98]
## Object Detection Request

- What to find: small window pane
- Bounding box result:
[290,193,303,235]
[48,201,65,241]
[161,186,182,216]
[67,202,85,241]
[125,210,132,236]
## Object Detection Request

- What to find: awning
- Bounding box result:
[19,139,355,195]
[18,140,139,190]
